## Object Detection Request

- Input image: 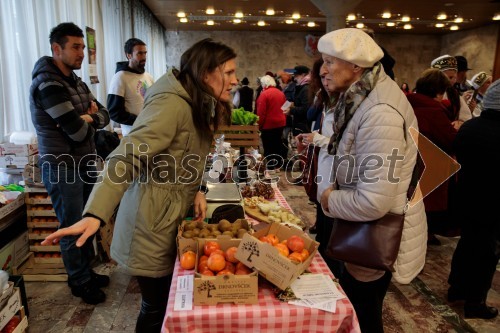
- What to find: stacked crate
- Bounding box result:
[14,186,67,281]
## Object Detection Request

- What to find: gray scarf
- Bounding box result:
[328,63,382,155]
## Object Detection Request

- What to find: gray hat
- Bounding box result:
[482,79,500,111]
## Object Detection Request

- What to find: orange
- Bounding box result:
[204,241,221,256]
[288,252,304,263]
[299,248,310,261]
[225,247,239,263]
[287,235,305,252]
[180,251,196,270]
[274,243,290,257]
[200,269,214,276]
[207,253,226,272]
[266,234,280,246]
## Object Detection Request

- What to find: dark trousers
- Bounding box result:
[448,227,500,303]
[316,206,343,277]
[339,268,392,333]
[261,127,284,170]
[136,274,173,333]
[42,163,96,287]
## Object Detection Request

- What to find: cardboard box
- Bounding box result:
[0,288,21,331]
[176,219,252,259]
[235,223,319,290]
[0,231,29,274]
[0,143,38,157]
[0,281,14,310]
[0,193,24,221]
[193,238,258,305]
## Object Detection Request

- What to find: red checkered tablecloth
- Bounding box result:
[163,186,360,333]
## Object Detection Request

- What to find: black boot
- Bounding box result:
[71,280,106,305]
[91,270,110,288]
[464,302,498,319]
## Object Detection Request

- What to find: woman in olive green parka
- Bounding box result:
[42,38,238,333]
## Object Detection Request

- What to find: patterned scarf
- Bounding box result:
[328,63,382,155]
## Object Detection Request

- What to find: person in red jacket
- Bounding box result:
[256,75,287,171]
[407,68,458,245]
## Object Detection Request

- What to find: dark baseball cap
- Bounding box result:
[294,65,310,75]
[455,56,471,71]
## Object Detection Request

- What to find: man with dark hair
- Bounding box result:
[232,77,254,112]
[29,22,110,304]
[108,38,154,136]
[454,55,472,94]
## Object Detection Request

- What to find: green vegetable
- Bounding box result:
[231,107,259,125]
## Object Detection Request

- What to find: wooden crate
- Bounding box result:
[96,211,116,262]
[13,253,67,282]
[214,124,260,149]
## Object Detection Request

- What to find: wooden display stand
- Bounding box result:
[16,186,66,281]
[0,288,29,332]
[214,124,260,149]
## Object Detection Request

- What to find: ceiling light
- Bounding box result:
[176,11,186,18]
[382,12,391,19]
[180,18,188,23]
[233,19,241,24]
[493,14,500,21]
[347,14,356,21]
[403,24,412,30]
[206,8,215,15]
[356,23,365,28]
[435,23,445,28]
[285,19,294,24]
[292,13,301,19]
[450,25,459,30]
[266,9,275,16]
[307,21,316,27]
[437,13,447,20]
[386,22,395,27]
[401,16,411,22]
[207,20,214,26]
[257,20,266,26]
[235,12,243,18]
[454,17,463,23]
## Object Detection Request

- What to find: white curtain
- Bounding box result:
[0,0,167,141]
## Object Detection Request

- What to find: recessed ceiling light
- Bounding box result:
[347,14,356,21]
[266,9,275,16]
[177,11,186,18]
[401,16,411,22]
[435,23,445,28]
[454,17,463,23]
[207,20,214,25]
[437,13,447,20]
[257,20,266,26]
[285,19,294,24]
[307,21,316,27]
[403,24,412,29]
[356,23,365,28]
[386,22,395,27]
[493,14,500,21]
[450,25,459,30]
[235,12,243,18]
[206,8,215,15]
[382,12,391,19]
[180,17,188,23]
[292,13,301,19]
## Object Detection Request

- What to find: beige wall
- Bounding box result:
[166,25,498,91]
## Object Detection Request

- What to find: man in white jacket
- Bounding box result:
[317,28,427,333]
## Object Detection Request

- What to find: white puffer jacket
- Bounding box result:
[325,70,427,284]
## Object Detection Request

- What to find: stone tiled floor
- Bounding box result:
[24,172,500,332]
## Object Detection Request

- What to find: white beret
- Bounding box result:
[318,28,384,68]
[467,71,492,90]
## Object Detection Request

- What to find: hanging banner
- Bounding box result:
[86,26,99,84]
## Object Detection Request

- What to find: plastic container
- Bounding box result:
[9,131,37,145]
[0,168,23,185]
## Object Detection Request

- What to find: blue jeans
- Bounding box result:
[41,163,97,286]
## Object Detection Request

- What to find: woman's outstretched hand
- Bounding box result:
[41,217,101,247]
